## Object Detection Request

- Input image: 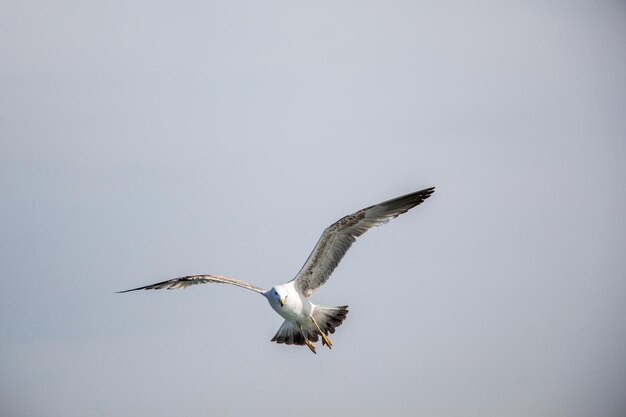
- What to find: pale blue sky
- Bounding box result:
[1,1,625,416]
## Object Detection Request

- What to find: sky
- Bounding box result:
[1,1,625,416]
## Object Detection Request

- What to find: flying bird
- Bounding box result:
[119,187,435,353]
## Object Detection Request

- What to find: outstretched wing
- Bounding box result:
[118,274,265,294]
[292,187,435,298]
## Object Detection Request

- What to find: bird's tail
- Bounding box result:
[271,320,318,345]
[312,305,349,335]
[270,305,349,346]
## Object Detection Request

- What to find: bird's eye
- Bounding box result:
[274,291,278,295]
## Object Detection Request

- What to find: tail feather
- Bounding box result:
[313,305,349,335]
[271,320,318,345]
[270,305,349,346]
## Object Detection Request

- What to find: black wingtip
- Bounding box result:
[116,287,145,294]
[416,186,436,201]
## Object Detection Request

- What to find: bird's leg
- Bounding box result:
[299,324,317,354]
[310,316,332,349]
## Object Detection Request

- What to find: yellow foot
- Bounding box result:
[320,333,332,349]
[310,317,333,349]
[305,338,317,354]
[299,324,317,354]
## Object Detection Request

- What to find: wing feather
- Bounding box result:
[118,274,265,294]
[292,187,435,297]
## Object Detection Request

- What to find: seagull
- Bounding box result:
[119,187,435,353]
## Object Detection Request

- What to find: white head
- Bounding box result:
[266,285,289,308]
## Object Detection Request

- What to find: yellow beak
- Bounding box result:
[279,297,285,307]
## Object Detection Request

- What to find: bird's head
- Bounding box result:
[267,285,288,308]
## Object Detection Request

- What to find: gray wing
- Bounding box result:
[292,187,435,298]
[118,274,265,294]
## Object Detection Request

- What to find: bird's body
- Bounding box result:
[120,187,435,353]
[267,282,311,322]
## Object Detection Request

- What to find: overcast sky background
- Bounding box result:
[1,1,625,416]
